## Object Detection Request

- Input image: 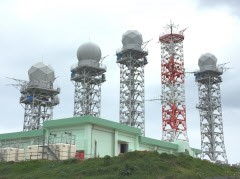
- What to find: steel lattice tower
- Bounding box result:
[159,23,188,142]
[71,42,106,117]
[18,62,60,131]
[116,30,148,135]
[194,53,228,164]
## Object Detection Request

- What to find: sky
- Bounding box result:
[0,0,240,164]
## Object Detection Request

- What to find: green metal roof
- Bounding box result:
[0,129,44,141]
[191,148,202,154]
[43,115,141,135]
[139,136,179,150]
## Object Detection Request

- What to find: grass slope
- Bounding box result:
[0,151,239,179]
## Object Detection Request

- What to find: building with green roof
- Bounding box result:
[0,115,201,161]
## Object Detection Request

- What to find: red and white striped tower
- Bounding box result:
[159,22,188,142]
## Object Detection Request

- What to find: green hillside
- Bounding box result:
[0,151,239,179]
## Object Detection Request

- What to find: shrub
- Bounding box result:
[119,163,134,176]
[103,155,111,166]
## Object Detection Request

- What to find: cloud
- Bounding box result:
[0,0,239,164]
[196,0,240,18]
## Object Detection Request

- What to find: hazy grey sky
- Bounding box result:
[0,0,239,164]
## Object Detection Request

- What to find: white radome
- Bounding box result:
[198,53,217,71]
[28,62,55,82]
[122,30,143,50]
[77,42,102,62]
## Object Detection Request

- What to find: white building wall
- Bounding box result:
[117,132,138,153]
[92,126,114,157]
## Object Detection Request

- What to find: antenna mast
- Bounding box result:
[159,22,188,142]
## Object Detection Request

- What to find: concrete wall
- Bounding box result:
[45,124,141,158]
[139,144,155,151]
[117,132,138,153]
[46,125,86,149]
[173,140,198,157]
[92,125,114,157]
[0,122,200,161]
[138,144,174,154]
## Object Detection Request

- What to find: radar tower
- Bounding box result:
[116,30,148,135]
[71,42,106,117]
[194,53,228,164]
[9,62,60,131]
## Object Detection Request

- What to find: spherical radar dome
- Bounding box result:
[28,62,55,82]
[122,30,143,50]
[198,53,217,71]
[77,42,102,62]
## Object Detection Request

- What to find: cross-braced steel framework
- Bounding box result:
[116,48,148,135]
[20,81,60,131]
[195,70,228,164]
[71,65,106,117]
[159,23,188,142]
